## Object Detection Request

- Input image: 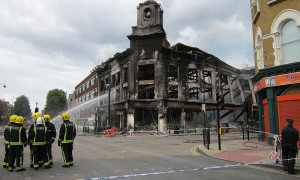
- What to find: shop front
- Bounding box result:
[253,62,300,144]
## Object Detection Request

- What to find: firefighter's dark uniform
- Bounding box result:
[28,118,51,170]
[28,112,42,167]
[281,119,299,174]
[58,118,76,167]
[7,122,27,172]
[45,121,56,165]
[28,121,38,167]
[3,122,14,168]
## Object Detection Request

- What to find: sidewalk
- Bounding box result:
[198,133,300,173]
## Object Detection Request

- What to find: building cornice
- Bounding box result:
[252,62,300,82]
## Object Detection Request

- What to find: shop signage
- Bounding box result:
[254,72,300,92]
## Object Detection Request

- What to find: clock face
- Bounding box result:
[144,8,151,19]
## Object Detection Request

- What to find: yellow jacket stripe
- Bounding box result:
[62,122,75,143]
[9,126,23,146]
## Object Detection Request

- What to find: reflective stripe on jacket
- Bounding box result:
[59,120,76,144]
[28,124,48,146]
[45,121,56,141]
[9,125,27,146]
[4,124,12,145]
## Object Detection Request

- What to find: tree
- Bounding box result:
[44,89,67,117]
[0,99,11,124]
[14,95,32,120]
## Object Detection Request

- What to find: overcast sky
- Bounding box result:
[0,0,253,113]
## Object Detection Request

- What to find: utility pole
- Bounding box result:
[202,60,206,128]
[217,94,221,150]
[217,69,222,150]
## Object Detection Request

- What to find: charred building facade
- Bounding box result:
[95,1,255,133]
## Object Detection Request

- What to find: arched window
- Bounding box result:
[281,20,300,64]
[271,9,300,65]
[256,28,264,69]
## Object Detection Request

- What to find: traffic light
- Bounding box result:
[217,94,225,110]
[35,107,39,113]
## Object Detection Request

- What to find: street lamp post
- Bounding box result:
[202,60,206,128]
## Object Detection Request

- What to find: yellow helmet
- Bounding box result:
[9,115,18,123]
[33,112,42,120]
[61,112,70,121]
[15,116,25,124]
[44,114,51,122]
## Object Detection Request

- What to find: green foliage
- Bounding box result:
[14,95,32,120]
[0,99,10,124]
[44,89,67,117]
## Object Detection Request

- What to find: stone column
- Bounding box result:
[157,101,167,133]
[126,103,135,130]
[127,112,135,131]
[180,108,186,127]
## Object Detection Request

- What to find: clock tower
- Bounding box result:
[136,0,163,31]
[128,0,169,53]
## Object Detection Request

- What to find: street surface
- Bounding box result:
[0,133,298,180]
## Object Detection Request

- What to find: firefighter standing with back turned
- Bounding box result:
[58,112,76,167]
[28,112,42,168]
[7,116,27,172]
[44,114,56,165]
[28,117,51,170]
[2,115,17,169]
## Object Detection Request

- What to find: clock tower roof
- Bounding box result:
[140,0,160,6]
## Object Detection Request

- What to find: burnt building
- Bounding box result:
[95,0,255,133]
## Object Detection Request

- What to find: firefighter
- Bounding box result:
[58,112,76,167]
[28,112,42,168]
[7,116,27,172]
[2,115,17,169]
[44,114,56,165]
[28,117,51,170]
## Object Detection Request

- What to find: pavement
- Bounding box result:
[197,133,300,174]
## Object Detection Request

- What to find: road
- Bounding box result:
[0,133,298,180]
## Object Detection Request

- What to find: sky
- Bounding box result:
[0,0,253,113]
